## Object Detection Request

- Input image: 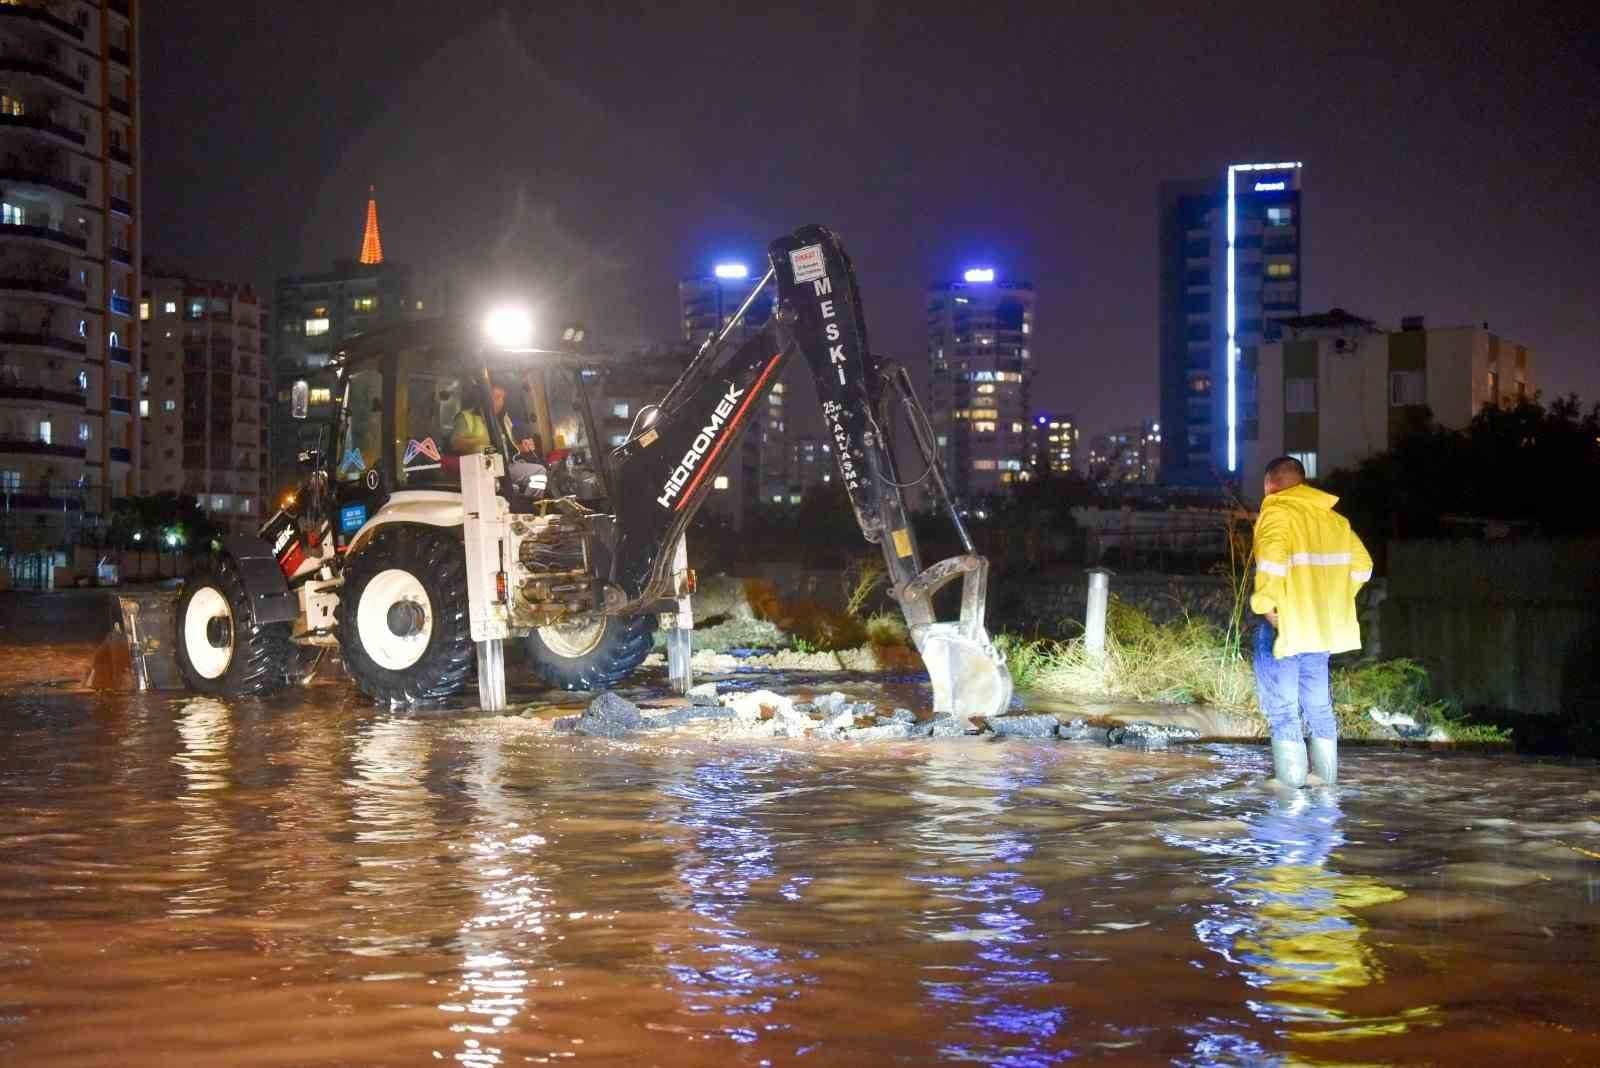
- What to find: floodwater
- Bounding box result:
[2,675,1598,1066]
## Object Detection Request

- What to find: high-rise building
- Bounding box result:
[788,433,832,500]
[677,261,782,525]
[1159,162,1302,486]
[927,268,1035,500]
[1241,311,1534,503]
[1028,412,1079,477]
[1087,421,1160,486]
[139,274,270,530]
[0,0,140,551]
[271,189,415,491]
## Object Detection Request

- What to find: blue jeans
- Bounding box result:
[1252,622,1336,742]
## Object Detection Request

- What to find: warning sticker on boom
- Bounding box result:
[789,243,826,284]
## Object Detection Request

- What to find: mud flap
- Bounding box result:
[898,555,1012,719]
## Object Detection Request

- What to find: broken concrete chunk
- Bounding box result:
[889,708,917,724]
[987,713,1062,739]
[686,682,720,706]
[927,713,976,738]
[1104,720,1201,748]
[1057,722,1110,744]
[848,721,924,742]
[574,692,647,737]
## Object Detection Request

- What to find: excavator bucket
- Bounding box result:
[896,555,1013,720]
[85,591,181,691]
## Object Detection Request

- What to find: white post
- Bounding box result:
[476,638,506,712]
[666,535,693,693]
[1085,567,1112,659]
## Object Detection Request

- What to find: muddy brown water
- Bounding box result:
[2,669,1598,1066]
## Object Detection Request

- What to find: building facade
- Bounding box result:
[271,190,414,491]
[139,274,270,531]
[1241,312,1535,502]
[927,269,1035,500]
[0,0,140,551]
[677,263,783,525]
[789,433,832,500]
[1028,412,1079,477]
[1087,420,1161,486]
[1159,163,1302,486]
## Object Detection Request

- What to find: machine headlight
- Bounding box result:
[483,305,534,349]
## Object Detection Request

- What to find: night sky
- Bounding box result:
[144,1,1598,441]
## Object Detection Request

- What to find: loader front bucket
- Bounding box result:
[86,591,182,691]
[897,555,1013,720]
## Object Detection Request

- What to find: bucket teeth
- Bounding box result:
[917,623,1012,719]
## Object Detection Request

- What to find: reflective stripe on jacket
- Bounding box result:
[1249,483,1373,657]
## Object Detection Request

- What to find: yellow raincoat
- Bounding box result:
[1250,483,1373,657]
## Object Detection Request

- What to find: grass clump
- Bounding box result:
[1332,658,1511,743]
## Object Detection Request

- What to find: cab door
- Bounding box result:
[331,357,392,553]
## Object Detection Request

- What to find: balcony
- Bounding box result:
[0,276,86,303]
[109,97,130,118]
[110,0,129,15]
[0,166,87,198]
[0,330,86,355]
[109,246,131,266]
[108,144,131,166]
[109,396,131,414]
[109,196,131,217]
[0,112,86,147]
[110,446,131,463]
[109,45,129,67]
[0,435,85,459]
[0,383,86,407]
[0,3,86,42]
[0,57,85,95]
[0,221,87,251]
[107,344,132,364]
[109,294,132,316]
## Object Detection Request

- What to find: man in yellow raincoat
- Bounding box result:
[1250,456,1373,788]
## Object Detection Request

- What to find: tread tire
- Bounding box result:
[337,525,474,704]
[525,614,656,691]
[175,555,294,696]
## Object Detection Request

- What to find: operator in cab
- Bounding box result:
[450,382,540,460]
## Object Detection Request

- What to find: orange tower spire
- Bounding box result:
[358,185,384,265]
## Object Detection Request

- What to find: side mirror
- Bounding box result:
[290,379,309,420]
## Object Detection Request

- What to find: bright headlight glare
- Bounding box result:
[483,306,534,349]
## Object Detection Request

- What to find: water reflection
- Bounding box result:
[168,697,233,917]
[1183,789,1435,1060]
[907,746,1066,1065]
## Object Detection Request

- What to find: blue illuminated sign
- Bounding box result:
[339,503,367,533]
[713,263,748,280]
[1226,160,1303,474]
[1253,180,1286,192]
[962,268,995,283]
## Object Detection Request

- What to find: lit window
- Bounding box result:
[139,399,149,417]
[108,331,119,349]
[1022,322,1031,335]
[38,420,51,444]
[772,383,784,394]
[1287,451,1318,478]
[212,495,227,511]
[163,399,176,412]
[608,432,627,447]
[611,401,630,419]
[76,371,88,391]
[789,494,802,504]
[188,298,205,318]
[308,387,332,404]
[1266,262,1294,278]
[77,320,86,338]
[771,495,783,503]
[0,95,22,116]
[352,296,377,312]
[1,202,22,226]
[973,421,996,433]
[139,301,150,321]
[164,301,176,314]
[1285,377,1317,413]
[767,393,783,406]
[304,318,330,336]
[78,422,91,442]
[0,471,19,491]
[1390,371,1426,407]
[1011,422,1023,433]
[976,383,995,395]
[1267,206,1294,227]
[972,460,997,470]
[713,475,729,490]
[416,301,424,311]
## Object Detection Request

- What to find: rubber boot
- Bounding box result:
[1270,738,1309,790]
[1308,737,1337,786]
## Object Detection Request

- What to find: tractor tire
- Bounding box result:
[338,525,474,704]
[175,555,294,697]
[525,613,656,691]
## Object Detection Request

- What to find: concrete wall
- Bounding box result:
[1381,538,1600,716]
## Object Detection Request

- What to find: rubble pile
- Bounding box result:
[552,685,1207,747]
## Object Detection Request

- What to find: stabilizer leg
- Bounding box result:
[476,638,507,711]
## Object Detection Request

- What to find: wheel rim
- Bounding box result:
[538,615,606,659]
[358,568,434,671]
[183,585,234,680]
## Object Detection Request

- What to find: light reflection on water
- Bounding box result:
[0,686,1597,1065]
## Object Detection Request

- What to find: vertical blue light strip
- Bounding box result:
[1224,160,1302,474]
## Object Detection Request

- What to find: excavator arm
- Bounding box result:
[608,225,1012,720]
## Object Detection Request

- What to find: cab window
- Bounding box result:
[395,369,464,487]
[337,367,383,483]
